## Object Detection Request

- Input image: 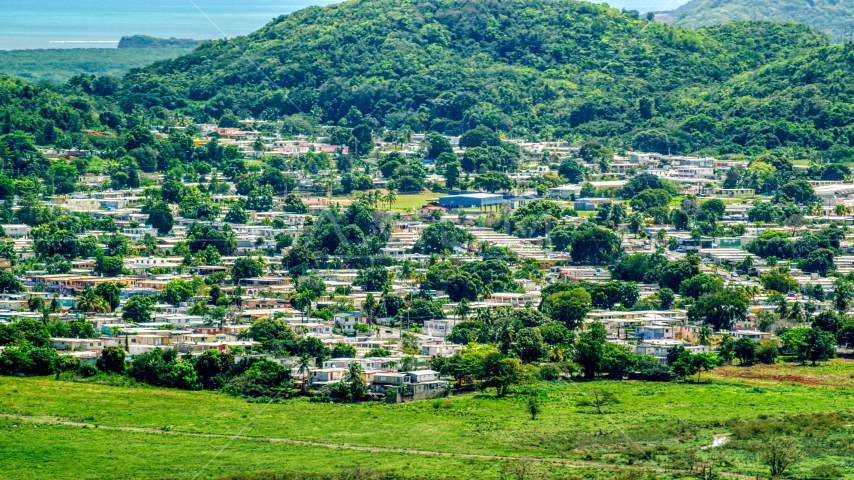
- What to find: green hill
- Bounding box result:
[661,0,854,41]
[0,48,195,84]
[117,35,205,49]
[114,0,828,155]
[4,0,854,159]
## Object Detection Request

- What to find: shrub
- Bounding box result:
[537,363,562,381]
[78,362,98,378]
[222,360,291,397]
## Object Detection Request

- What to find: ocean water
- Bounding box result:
[0,0,688,51]
[0,0,340,50]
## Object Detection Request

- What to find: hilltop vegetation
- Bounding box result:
[112,0,834,155]
[663,0,854,40]
[4,0,854,157]
[0,48,194,84]
[117,35,204,49]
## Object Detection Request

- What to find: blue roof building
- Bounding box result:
[438,193,505,210]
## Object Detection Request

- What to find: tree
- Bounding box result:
[474,171,513,193]
[0,271,24,294]
[0,319,50,347]
[283,193,308,213]
[576,390,618,414]
[423,131,454,159]
[459,125,501,148]
[514,327,547,363]
[670,350,699,380]
[94,282,122,311]
[97,346,126,374]
[781,180,816,204]
[659,259,699,291]
[443,161,461,189]
[687,290,749,330]
[760,267,799,294]
[480,353,522,396]
[803,327,836,365]
[671,209,690,230]
[27,296,44,312]
[733,337,758,365]
[569,227,621,265]
[331,343,357,358]
[756,340,779,364]
[94,255,124,276]
[630,189,671,212]
[799,248,835,276]
[76,287,110,313]
[246,317,295,352]
[232,257,264,284]
[414,221,472,254]
[697,325,712,346]
[525,396,542,420]
[296,354,313,391]
[575,322,607,379]
[832,278,853,312]
[658,287,675,310]
[147,201,174,235]
[547,225,574,252]
[347,362,367,401]
[691,353,718,383]
[122,295,155,323]
[355,266,390,292]
[171,361,198,389]
[761,437,802,477]
[679,273,723,299]
[541,289,592,330]
[558,159,585,183]
[161,278,194,307]
[224,205,249,224]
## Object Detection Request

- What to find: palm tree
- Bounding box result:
[745,285,760,302]
[76,288,109,313]
[296,354,313,392]
[385,189,397,211]
[655,229,667,247]
[548,344,568,362]
[454,298,471,321]
[697,325,712,347]
[833,278,853,312]
[775,297,790,321]
[628,213,644,236]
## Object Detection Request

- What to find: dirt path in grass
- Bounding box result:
[1,414,757,479]
[712,367,852,386]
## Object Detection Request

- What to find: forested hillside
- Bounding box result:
[3,0,854,158]
[0,74,113,152]
[117,36,204,49]
[113,0,831,155]
[662,0,854,40]
[0,48,194,84]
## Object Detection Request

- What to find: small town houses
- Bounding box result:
[3,123,851,401]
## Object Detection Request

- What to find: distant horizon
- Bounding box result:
[0,0,690,51]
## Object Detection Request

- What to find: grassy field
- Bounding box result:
[2,360,854,479]
[392,193,448,212]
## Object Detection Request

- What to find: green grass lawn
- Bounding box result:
[2,364,854,479]
[392,193,448,211]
